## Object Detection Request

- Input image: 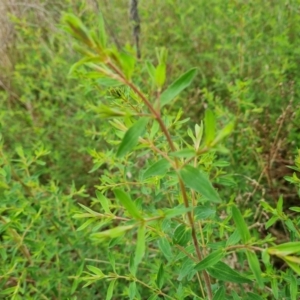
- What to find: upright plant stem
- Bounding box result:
[100,58,213,299]
[106,62,213,299]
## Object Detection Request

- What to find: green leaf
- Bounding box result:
[97,77,122,87]
[77,218,95,231]
[268,242,300,256]
[155,63,166,88]
[207,261,252,284]
[160,68,197,107]
[129,252,136,275]
[204,109,216,145]
[246,292,264,300]
[276,195,283,214]
[120,52,136,80]
[155,47,167,88]
[0,287,16,295]
[158,238,173,262]
[69,56,100,75]
[97,12,107,48]
[231,290,241,300]
[265,215,278,229]
[78,203,99,216]
[163,204,192,219]
[146,61,156,83]
[134,224,146,269]
[156,264,164,289]
[231,205,251,243]
[289,206,300,213]
[180,165,221,203]
[94,104,127,119]
[95,191,111,213]
[169,148,196,158]
[116,117,148,158]
[246,251,263,288]
[64,14,94,47]
[282,256,300,275]
[226,229,241,246]
[87,265,105,277]
[194,249,224,271]
[172,224,191,247]
[194,205,216,220]
[114,189,142,219]
[106,279,116,300]
[214,121,235,144]
[108,252,116,272]
[213,286,225,300]
[290,275,297,300]
[128,282,136,300]
[90,225,134,240]
[177,257,194,281]
[142,159,170,179]
[271,278,279,299]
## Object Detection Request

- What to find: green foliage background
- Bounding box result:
[0,0,299,299]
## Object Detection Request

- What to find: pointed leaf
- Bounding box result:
[276,195,283,214]
[106,279,116,300]
[128,282,136,300]
[271,278,279,299]
[283,256,300,275]
[87,265,105,277]
[155,63,166,88]
[77,218,95,231]
[177,257,194,281]
[64,14,94,47]
[194,205,216,220]
[142,159,170,180]
[213,286,225,300]
[97,12,107,48]
[160,68,197,107]
[180,165,221,203]
[204,109,216,145]
[146,61,156,83]
[232,205,251,243]
[114,189,142,219]
[194,249,224,271]
[95,191,111,213]
[108,252,116,272]
[214,121,235,144]
[246,250,263,288]
[90,225,134,240]
[169,148,196,158]
[117,118,148,157]
[158,238,173,262]
[164,205,192,219]
[246,292,264,300]
[173,224,191,247]
[156,264,164,289]
[268,242,300,256]
[134,224,146,269]
[207,261,252,284]
[290,275,297,300]
[226,229,241,246]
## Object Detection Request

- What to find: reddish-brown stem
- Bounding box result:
[105,59,213,300]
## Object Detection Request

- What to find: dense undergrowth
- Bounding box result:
[0,1,300,299]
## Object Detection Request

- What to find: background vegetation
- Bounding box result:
[0,0,299,299]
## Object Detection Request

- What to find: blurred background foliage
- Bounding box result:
[0,0,299,298]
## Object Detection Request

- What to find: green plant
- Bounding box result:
[0,135,105,299]
[65,14,300,299]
